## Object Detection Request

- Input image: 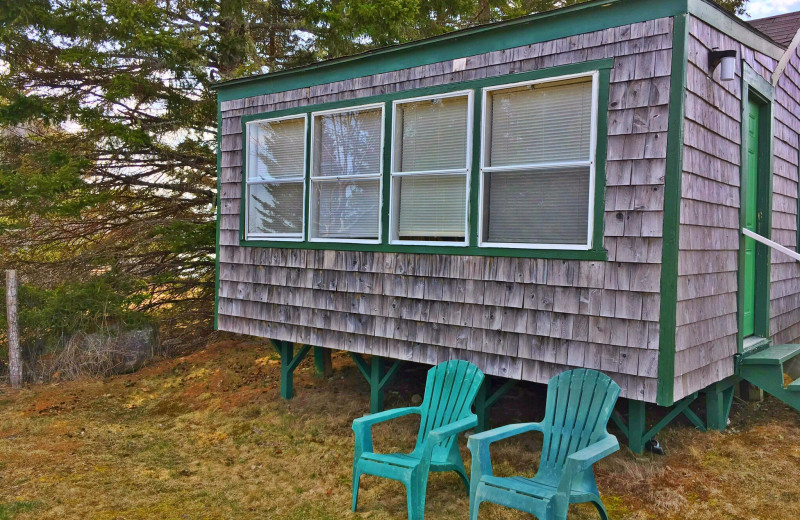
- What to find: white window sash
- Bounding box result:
[244,114,307,241]
[478,71,599,249]
[390,91,473,246]
[308,104,384,243]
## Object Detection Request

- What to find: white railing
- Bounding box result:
[741,228,800,263]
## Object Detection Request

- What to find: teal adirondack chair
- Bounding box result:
[351,360,485,520]
[468,369,620,520]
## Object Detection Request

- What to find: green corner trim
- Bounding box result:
[214,104,222,331]
[213,0,690,102]
[237,60,612,261]
[656,13,689,408]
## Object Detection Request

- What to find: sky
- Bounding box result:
[744,0,800,19]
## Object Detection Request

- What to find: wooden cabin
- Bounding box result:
[212,0,800,451]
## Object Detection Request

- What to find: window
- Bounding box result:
[245,115,307,239]
[310,105,383,242]
[390,92,472,244]
[480,74,597,249]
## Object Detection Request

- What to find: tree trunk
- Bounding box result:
[6,270,21,388]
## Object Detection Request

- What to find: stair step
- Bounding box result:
[740,344,800,366]
[788,379,800,392]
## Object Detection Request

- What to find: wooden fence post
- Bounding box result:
[6,270,21,389]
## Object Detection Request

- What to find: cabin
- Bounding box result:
[212,0,800,452]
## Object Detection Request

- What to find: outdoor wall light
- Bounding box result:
[709,48,737,81]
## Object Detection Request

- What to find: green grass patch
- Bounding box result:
[0,501,42,520]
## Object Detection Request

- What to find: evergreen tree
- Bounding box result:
[0,0,748,351]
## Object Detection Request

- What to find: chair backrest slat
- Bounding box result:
[538,369,620,479]
[415,360,484,451]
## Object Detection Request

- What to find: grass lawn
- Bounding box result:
[1,339,799,519]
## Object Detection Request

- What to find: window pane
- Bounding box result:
[247,182,304,236]
[487,80,592,167]
[314,108,382,177]
[311,179,380,239]
[395,95,469,172]
[397,175,466,240]
[247,117,306,180]
[484,167,590,245]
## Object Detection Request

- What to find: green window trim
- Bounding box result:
[237,60,612,261]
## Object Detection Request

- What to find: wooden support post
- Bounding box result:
[706,381,735,431]
[6,270,21,389]
[313,346,332,379]
[349,353,402,413]
[474,377,516,433]
[274,341,312,400]
[627,399,647,455]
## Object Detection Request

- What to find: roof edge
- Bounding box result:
[772,27,800,85]
[211,0,689,98]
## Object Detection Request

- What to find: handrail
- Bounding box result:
[741,228,800,263]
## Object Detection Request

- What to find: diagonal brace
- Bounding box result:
[349,353,402,413]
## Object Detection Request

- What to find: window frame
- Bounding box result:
[237,59,612,261]
[308,103,385,244]
[243,113,308,241]
[389,90,474,246]
[478,71,600,250]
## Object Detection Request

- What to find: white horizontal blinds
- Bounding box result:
[248,118,306,180]
[395,96,469,172]
[247,182,304,236]
[398,175,466,238]
[314,108,382,177]
[483,76,594,246]
[246,116,306,238]
[392,93,470,242]
[487,79,593,167]
[311,180,380,239]
[486,168,590,244]
[311,106,382,240]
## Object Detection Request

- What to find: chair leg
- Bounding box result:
[591,499,609,520]
[469,498,482,520]
[406,470,428,520]
[351,466,362,512]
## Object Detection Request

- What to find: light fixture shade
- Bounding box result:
[720,55,736,81]
[709,49,737,82]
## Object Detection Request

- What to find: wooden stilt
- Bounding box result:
[274,341,312,400]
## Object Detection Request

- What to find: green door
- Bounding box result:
[742,99,760,338]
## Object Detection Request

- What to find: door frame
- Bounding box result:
[737,62,774,354]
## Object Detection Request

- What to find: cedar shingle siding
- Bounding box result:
[218,18,674,402]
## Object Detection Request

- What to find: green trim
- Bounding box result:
[238,61,612,261]
[214,104,222,330]
[213,0,689,101]
[686,0,785,61]
[737,65,775,354]
[656,13,689,408]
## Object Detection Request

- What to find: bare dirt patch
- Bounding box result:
[0,339,798,519]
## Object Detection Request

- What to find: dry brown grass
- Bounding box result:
[0,339,798,520]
